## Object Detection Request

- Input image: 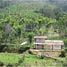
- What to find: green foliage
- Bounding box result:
[65,48,67,53]
[0,53,22,64]
[18,46,30,53]
[38,4,63,19]
[27,32,34,44]
[63,38,67,47]
[7,64,13,67]
[20,54,64,67]
[0,0,67,52]
[0,0,11,8]
[0,61,4,66]
[0,1,66,67]
[59,50,66,57]
[0,53,66,67]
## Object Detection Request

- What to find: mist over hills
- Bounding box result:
[0,0,67,10]
[1,0,67,5]
[3,0,67,2]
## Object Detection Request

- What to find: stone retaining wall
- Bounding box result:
[30,49,61,57]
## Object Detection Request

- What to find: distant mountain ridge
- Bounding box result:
[4,0,67,2]
[1,0,67,4]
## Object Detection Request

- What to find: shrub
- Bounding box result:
[7,63,13,67]
[0,61,4,66]
[39,55,44,59]
[63,57,67,67]
[0,45,18,53]
[37,54,44,59]
[18,59,24,65]
[63,38,67,47]
[28,50,33,55]
[18,47,30,53]
[6,45,18,53]
[0,45,8,52]
[59,50,66,57]
[65,48,67,52]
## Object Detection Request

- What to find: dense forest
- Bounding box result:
[0,0,67,67]
[0,0,67,45]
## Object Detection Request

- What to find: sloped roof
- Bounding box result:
[45,40,63,43]
[45,40,64,45]
[34,40,64,46]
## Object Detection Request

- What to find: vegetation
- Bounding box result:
[0,0,67,67]
[0,53,65,67]
[0,53,22,64]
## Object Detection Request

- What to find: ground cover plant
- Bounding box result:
[0,53,23,65]
[0,53,66,67]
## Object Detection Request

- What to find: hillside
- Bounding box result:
[0,0,67,50]
[0,0,67,67]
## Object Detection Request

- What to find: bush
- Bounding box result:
[63,57,67,67]
[0,45,8,52]
[39,55,44,59]
[65,48,67,52]
[59,50,66,57]
[0,45,18,53]
[63,38,67,47]
[6,45,18,53]
[18,47,30,53]
[18,59,24,65]
[7,63,13,67]
[0,61,4,66]
[28,50,33,55]
[37,54,44,59]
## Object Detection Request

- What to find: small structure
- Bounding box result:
[34,36,48,49]
[32,36,64,57]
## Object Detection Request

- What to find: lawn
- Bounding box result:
[0,53,22,64]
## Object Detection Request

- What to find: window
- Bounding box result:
[35,38,45,43]
[44,45,52,51]
[61,45,64,49]
[35,38,41,43]
[36,44,44,49]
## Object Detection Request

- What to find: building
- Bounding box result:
[32,36,64,57]
[34,36,48,49]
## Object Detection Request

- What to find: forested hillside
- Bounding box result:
[0,0,67,66]
[0,0,67,43]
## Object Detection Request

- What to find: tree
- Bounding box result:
[55,14,67,37]
[39,4,63,19]
[27,32,34,44]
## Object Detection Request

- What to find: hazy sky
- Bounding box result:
[3,0,67,3]
[4,0,66,1]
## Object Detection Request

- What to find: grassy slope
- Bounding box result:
[0,53,22,64]
[0,53,64,67]
[20,54,64,67]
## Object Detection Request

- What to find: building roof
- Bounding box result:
[45,40,63,43]
[34,40,64,46]
[45,40,64,45]
[34,36,48,39]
